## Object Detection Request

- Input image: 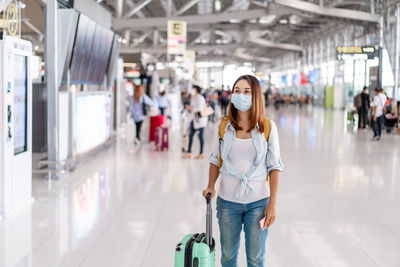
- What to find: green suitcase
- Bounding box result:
[174,193,215,267]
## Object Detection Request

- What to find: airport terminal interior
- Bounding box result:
[1,0,400,266]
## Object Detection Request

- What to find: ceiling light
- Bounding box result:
[121,39,127,44]
[289,15,301,25]
[215,0,221,12]
[279,19,288,24]
[34,46,39,51]
[123,63,137,68]
[259,15,277,24]
[229,19,241,23]
[216,39,222,44]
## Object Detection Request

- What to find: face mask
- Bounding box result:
[231,94,252,112]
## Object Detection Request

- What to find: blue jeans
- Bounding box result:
[371,115,384,137]
[216,196,270,267]
[187,121,204,154]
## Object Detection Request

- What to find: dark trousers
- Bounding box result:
[188,121,204,154]
[221,104,228,116]
[135,120,143,140]
[159,107,166,115]
[371,115,384,137]
[358,108,369,128]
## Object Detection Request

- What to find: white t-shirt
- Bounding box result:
[190,94,208,129]
[373,93,387,117]
[218,138,269,204]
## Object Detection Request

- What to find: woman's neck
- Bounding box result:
[238,110,250,123]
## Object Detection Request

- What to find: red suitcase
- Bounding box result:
[150,115,165,141]
[155,126,169,151]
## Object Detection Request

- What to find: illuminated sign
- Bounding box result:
[336,46,377,60]
[168,20,187,55]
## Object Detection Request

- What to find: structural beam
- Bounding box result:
[125,0,146,18]
[159,0,168,14]
[131,31,153,47]
[175,0,200,16]
[394,3,400,100]
[45,0,59,177]
[23,20,44,41]
[123,0,152,18]
[114,9,267,30]
[248,37,304,52]
[116,0,124,18]
[235,48,272,63]
[273,0,380,23]
[120,43,239,54]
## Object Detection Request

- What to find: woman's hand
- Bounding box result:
[202,187,215,199]
[264,201,277,228]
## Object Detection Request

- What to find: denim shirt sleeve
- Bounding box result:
[209,119,222,167]
[266,120,284,174]
[143,94,156,106]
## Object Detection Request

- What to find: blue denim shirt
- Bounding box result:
[130,94,155,122]
[209,119,284,200]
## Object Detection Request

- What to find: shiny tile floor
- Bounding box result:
[1,106,400,267]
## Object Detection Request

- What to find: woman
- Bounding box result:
[131,85,155,143]
[157,91,168,115]
[203,75,283,267]
[183,85,208,159]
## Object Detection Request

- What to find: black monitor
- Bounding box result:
[70,14,114,84]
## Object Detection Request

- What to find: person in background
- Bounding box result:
[359,86,370,129]
[382,89,392,114]
[371,88,387,141]
[264,88,272,107]
[209,89,218,123]
[354,91,362,128]
[157,91,168,115]
[221,89,230,116]
[131,84,156,144]
[182,85,208,159]
[274,90,281,110]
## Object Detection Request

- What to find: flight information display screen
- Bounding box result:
[13,55,28,155]
[70,14,90,83]
[70,14,114,84]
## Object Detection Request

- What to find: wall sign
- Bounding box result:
[336,46,377,60]
[2,1,21,38]
[167,20,187,55]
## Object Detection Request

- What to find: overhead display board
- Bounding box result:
[336,46,377,60]
[70,14,114,84]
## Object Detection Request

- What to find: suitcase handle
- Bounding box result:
[205,193,212,246]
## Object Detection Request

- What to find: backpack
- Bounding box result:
[218,117,271,170]
[354,94,362,108]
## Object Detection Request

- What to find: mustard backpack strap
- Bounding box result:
[264,118,271,141]
[218,117,229,170]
